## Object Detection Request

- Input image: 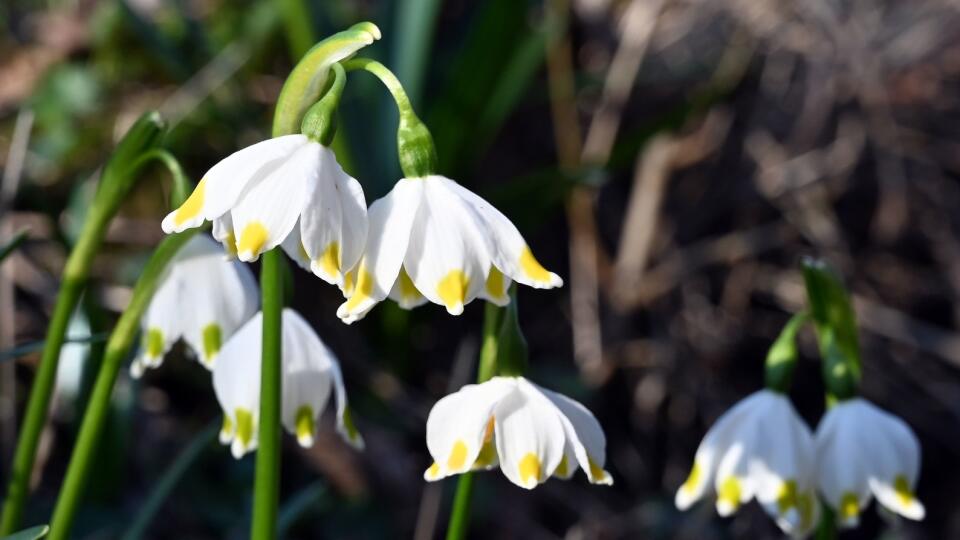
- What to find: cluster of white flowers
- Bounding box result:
[676,390,924,537]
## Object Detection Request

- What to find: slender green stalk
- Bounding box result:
[134,149,192,208]
[445,302,504,540]
[0,113,165,534]
[250,249,284,540]
[46,229,198,540]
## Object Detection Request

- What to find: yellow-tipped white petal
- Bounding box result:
[424,378,514,481]
[231,141,320,261]
[388,267,429,309]
[531,381,612,485]
[403,177,490,316]
[478,266,511,307]
[176,236,259,368]
[134,265,182,377]
[442,177,562,289]
[337,179,423,324]
[212,313,263,459]
[212,214,238,259]
[300,147,367,286]
[279,219,313,272]
[161,135,307,233]
[492,382,566,490]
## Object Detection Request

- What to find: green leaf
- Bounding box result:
[1,525,49,540]
[764,313,808,393]
[0,230,28,265]
[391,0,443,110]
[800,258,862,399]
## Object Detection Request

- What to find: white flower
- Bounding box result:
[213,308,363,458]
[675,390,818,538]
[815,398,924,527]
[161,135,368,287]
[131,235,258,378]
[337,176,562,323]
[423,376,611,490]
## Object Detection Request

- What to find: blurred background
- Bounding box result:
[2,0,960,538]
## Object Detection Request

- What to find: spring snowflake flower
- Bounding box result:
[675,390,818,538]
[815,398,924,527]
[160,135,367,286]
[213,308,363,458]
[337,176,562,323]
[423,376,611,490]
[131,235,258,378]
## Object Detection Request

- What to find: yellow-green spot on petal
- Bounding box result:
[202,323,222,363]
[342,406,359,441]
[342,271,356,296]
[776,479,799,514]
[473,441,497,469]
[317,242,340,277]
[145,328,164,358]
[344,266,374,312]
[555,455,569,477]
[224,231,238,256]
[426,462,440,479]
[485,267,506,299]
[235,408,255,448]
[238,222,269,256]
[588,456,607,482]
[398,267,420,300]
[298,242,310,262]
[295,405,314,445]
[718,477,742,511]
[518,453,542,486]
[519,247,552,283]
[799,491,816,529]
[220,415,234,439]
[682,461,702,494]
[437,270,469,312]
[839,492,860,522]
[174,177,206,227]
[894,475,915,507]
[448,440,468,470]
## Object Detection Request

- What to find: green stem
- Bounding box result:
[445,302,504,540]
[0,114,164,534]
[764,312,808,393]
[47,229,198,540]
[341,58,439,177]
[251,249,284,540]
[815,502,836,540]
[133,149,192,208]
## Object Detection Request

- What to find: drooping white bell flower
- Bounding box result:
[815,398,924,527]
[423,376,612,490]
[161,135,368,288]
[131,235,258,378]
[213,308,363,458]
[675,390,819,538]
[337,176,562,323]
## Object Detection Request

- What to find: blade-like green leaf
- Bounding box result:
[1,525,49,540]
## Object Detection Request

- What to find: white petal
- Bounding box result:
[855,400,925,521]
[176,236,259,368]
[751,392,815,504]
[212,214,238,259]
[492,381,566,489]
[161,135,307,233]
[442,176,562,289]
[337,179,422,323]
[478,266,511,307]
[279,219,312,272]
[212,312,264,458]
[280,309,333,447]
[532,381,612,485]
[403,177,490,315]
[815,400,872,527]
[335,171,369,276]
[231,142,319,261]
[424,378,513,481]
[388,267,429,309]
[134,265,183,377]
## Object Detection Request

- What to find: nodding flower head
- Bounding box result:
[213,308,363,458]
[675,390,819,538]
[131,235,258,378]
[337,176,562,323]
[423,376,610,490]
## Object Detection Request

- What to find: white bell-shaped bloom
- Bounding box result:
[161,136,368,288]
[337,176,562,323]
[675,390,819,538]
[131,235,258,378]
[213,308,363,458]
[423,376,611,490]
[815,398,924,527]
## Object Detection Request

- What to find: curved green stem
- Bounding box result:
[341,58,439,177]
[46,228,198,540]
[133,149,192,208]
[764,312,808,393]
[0,112,165,535]
[250,249,284,540]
